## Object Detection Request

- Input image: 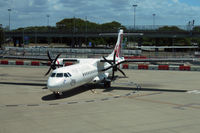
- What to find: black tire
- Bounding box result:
[104,81,111,88]
[53,92,61,99]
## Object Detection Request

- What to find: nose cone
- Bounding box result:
[47,77,63,92]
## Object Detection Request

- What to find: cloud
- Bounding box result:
[0,0,200,29]
[172,0,179,3]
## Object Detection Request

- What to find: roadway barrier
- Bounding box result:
[0,60,8,65]
[158,65,169,70]
[31,61,40,66]
[1,60,200,72]
[179,66,191,71]
[191,66,200,71]
[149,65,158,70]
[138,64,149,70]
[16,60,24,65]
[0,60,75,67]
[124,56,147,59]
[122,64,129,69]
[169,66,179,71]
[122,64,200,72]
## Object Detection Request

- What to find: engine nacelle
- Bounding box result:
[55,59,64,67]
[92,73,109,83]
[92,76,101,83]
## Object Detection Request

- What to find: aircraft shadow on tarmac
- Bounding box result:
[41,84,187,101]
[42,86,91,101]
[0,82,46,87]
[0,81,187,100]
[104,86,187,93]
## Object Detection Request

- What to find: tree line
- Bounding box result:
[2,18,200,47]
[0,27,4,48]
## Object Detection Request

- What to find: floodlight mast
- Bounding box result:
[132,4,137,29]
[8,9,11,30]
[153,13,156,29]
[46,14,50,26]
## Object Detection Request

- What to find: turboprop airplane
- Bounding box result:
[44,29,197,98]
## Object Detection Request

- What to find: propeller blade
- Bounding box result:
[47,51,53,62]
[102,56,114,71]
[113,51,116,65]
[45,67,52,76]
[53,53,61,66]
[101,50,126,79]
[112,68,115,79]
[41,62,49,66]
[102,66,113,71]
[45,53,62,76]
[117,68,126,77]
[111,51,118,79]
[54,64,63,67]
[103,56,113,65]
[51,53,61,70]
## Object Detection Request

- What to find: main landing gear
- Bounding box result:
[104,80,111,88]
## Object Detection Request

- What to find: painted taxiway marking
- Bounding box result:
[0,83,150,108]
[1,90,138,108]
[132,98,200,110]
[187,90,200,94]
[2,89,188,109]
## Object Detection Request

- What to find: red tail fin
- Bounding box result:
[108,29,123,58]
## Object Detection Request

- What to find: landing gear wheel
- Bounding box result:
[104,81,111,88]
[53,92,61,99]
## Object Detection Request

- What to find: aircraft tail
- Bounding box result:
[108,29,124,59]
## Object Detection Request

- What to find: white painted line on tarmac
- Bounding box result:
[187,90,200,94]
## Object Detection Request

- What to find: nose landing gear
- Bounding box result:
[53,92,63,99]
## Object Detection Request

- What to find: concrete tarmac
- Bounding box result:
[0,66,200,133]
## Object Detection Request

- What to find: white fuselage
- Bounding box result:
[47,58,112,93]
[47,29,125,93]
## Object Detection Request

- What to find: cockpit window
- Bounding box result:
[51,73,56,77]
[64,73,69,77]
[68,73,72,77]
[56,73,63,77]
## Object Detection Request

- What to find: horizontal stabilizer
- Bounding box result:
[99,33,143,37]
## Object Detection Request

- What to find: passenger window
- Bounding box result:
[51,73,56,77]
[56,73,63,77]
[64,73,69,77]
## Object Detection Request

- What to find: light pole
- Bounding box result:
[46,14,50,26]
[8,9,11,30]
[132,4,137,29]
[153,13,156,29]
[85,16,88,47]
[46,14,50,45]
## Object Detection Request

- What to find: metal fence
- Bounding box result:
[3,46,197,59]
[3,47,142,58]
[125,25,195,31]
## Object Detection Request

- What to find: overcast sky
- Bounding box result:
[1,0,200,29]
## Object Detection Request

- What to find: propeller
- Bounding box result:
[45,51,61,76]
[102,51,126,80]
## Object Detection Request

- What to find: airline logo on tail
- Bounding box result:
[114,30,123,58]
[107,29,124,60]
[115,34,123,58]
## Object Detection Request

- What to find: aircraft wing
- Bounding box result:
[100,58,197,64]
[1,55,78,62]
[123,58,196,63]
